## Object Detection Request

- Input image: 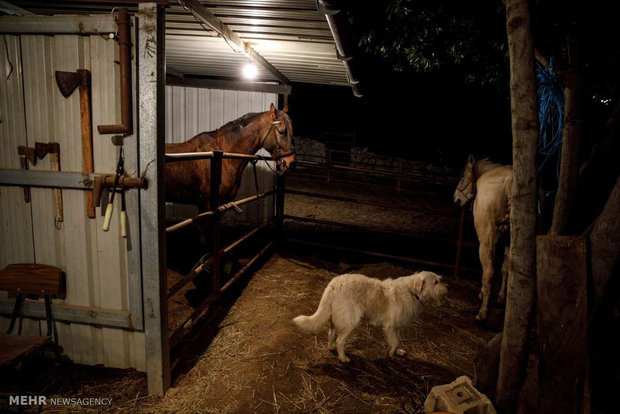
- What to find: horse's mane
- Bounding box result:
[474,158,505,177]
[218,112,262,131]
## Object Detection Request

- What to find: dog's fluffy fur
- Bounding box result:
[293,271,447,362]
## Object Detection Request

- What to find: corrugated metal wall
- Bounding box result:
[164,85,279,224]
[0,34,145,371]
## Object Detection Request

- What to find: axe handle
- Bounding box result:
[50,152,63,225]
[18,155,30,203]
[92,175,104,209]
[79,82,95,218]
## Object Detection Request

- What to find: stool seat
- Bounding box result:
[0,333,51,366]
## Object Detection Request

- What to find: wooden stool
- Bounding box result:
[0,263,75,390]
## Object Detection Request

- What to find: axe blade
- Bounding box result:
[55,71,80,98]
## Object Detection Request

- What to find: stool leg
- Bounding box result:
[44,295,53,338]
[7,293,23,334]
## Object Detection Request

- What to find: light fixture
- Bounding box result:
[242,62,258,80]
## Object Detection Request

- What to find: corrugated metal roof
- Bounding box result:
[11,1,352,86]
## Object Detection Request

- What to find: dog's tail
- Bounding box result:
[292,285,333,334]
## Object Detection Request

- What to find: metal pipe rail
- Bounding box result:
[169,239,275,349]
[286,189,433,213]
[166,220,273,300]
[284,214,476,248]
[164,149,285,351]
[165,190,275,233]
[165,151,275,163]
[285,238,479,274]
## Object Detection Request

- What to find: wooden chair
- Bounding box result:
[0,263,75,390]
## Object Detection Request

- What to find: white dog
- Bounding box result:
[293,271,447,362]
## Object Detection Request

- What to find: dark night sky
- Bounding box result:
[288,60,512,168]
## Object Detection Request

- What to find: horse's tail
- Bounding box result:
[292,284,333,334]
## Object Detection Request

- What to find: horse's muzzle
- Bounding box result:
[281,154,297,172]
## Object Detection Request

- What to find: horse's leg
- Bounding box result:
[498,245,510,304]
[477,238,496,321]
[196,202,211,246]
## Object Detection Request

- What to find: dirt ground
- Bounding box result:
[144,253,498,413]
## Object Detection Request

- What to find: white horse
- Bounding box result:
[454,155,513,321]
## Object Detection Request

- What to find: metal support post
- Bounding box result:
[138,2,170,396]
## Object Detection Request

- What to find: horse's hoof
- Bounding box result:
[476,312,488,322]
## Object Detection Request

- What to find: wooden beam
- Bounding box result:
[166,75,291,95]
[0,15,116,35]
[179,0,290,85]
[0,300,132,329]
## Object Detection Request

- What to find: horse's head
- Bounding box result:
[263,103,296,172]
[454,154,477,207]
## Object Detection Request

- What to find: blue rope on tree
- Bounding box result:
[536,57,565,177]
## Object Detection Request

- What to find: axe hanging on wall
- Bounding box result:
[34,142,63,227]
[17,146,36,202]
[55,69,96,218]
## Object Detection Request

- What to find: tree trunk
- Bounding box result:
[590,175,620,307]
[496,0,539,411]
[536,235,588,413]
[550,37,584,235]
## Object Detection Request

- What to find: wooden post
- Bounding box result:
[453,208,465,278]
[590,176,620,307]
[138,2,170,396]
[496,0,539,410]
[210,151,223,299]
[536,235,588,413]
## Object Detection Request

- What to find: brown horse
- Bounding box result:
[454,155,512,321]
[165,104,296,211]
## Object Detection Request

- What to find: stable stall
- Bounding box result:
[0,0,359,395]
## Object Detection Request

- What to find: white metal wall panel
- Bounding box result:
[0,33,145,372]
[164,85,278,223]
[0,35,34,274]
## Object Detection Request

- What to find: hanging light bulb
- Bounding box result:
[242,62,258,79]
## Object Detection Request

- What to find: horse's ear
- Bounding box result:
[269,103,276,113]
[282,105,288,113]
[468,154,475,164]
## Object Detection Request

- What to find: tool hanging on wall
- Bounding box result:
[17,146,36,202]
[34,142,63,229]
[54,69,96,218]
[102,147,127,237]
[98,7,133,136]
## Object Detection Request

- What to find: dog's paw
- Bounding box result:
[338,355,351,363]
[396,348,407,356]
[328,344,337,351]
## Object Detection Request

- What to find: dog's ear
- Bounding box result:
[411,277,425,294]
